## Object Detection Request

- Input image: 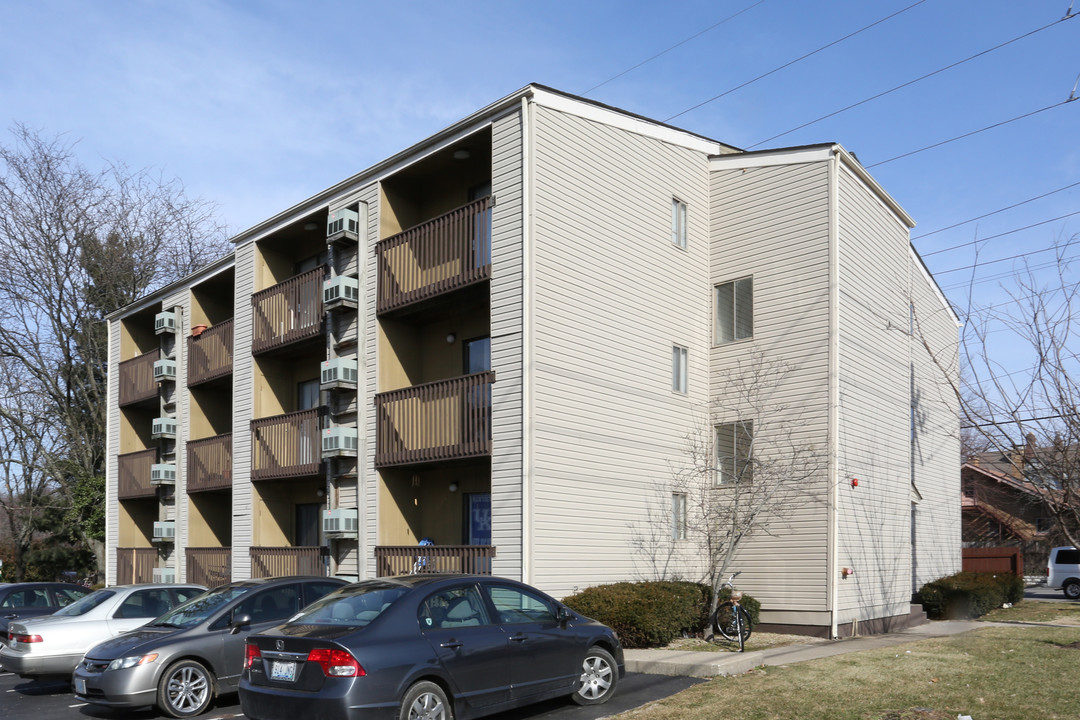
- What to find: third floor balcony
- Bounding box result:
[188,319,233,386]
[118,349,160,406]
[187,433,232,493]
[251,268,324,355]
[250,408,324,481]
[376,196,492,315]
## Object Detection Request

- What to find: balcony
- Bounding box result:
[186,547,232,588]
[250,546,325,578]
[188,319,233,386]
[250,408,323,481]
[118,349,161,406]
[116,547,158,584]
[117,449,157,499]
[375,372,494,468]
[376,196,492,315]
[251,268,324,355]
[187,433,232,493]
[375,545,496,577]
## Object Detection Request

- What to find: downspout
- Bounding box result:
[828,146,841,639]
[521,96,535,584]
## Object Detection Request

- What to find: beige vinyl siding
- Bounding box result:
[834,163,913,621]
[909,253,961,587]
[710,160,833,616]
[105,318,122,585]
[231,241,256,581]
[527,104,711,597]
[490,111,525,580]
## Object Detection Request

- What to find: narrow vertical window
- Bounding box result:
[672,493,687,540]
[714,277,753,344]
[715,421,753,485]
[672,345,688,393]
[671,198,687,249]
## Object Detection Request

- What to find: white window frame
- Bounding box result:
[672,492,687,540]
[715,420,753,485]
[714,277,753,345]
[672,345,688,394]
[671,198,688,249]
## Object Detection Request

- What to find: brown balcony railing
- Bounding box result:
[117,449,157,499]
[376,196,492,314]
[250,546,325,578]
[118,349,161,406]
[186,547,232,588]
[375,545,496,577]
[250,408,323,481]
[187,433,232,492]
[116,547,157,584]
[251,268,324,355]
[188,319,233,385]
[375,372,494,467]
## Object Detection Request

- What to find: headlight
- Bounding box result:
[107,653,158,671]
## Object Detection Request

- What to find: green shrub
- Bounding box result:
[917,572,1025,619]
[562,580,760,649]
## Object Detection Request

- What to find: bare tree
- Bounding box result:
[0,124,230,574]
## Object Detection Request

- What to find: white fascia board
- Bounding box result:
[531,87,723,155]
[709,144,835,171]
[910,244,961,326]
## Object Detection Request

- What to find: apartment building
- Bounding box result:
[105,84,960,636]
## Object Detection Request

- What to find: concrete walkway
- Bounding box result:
[623,620,992,678]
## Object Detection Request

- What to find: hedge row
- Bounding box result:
[562,580,759,649]
[916,571,1024,619]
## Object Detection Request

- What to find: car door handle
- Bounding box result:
[509,634,528,642]
[439,641,463,649]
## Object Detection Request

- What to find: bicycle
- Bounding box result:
[711,571,752,651]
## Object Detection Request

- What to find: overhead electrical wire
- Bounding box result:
[935,247,1078,276]
[663,0,928,123]
[911,180,1080,242]
[919,210,1080,257]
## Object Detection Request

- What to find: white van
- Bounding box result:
[1046,546,1080,599]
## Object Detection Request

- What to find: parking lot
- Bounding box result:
[0,668,702,720]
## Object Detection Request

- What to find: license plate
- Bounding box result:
[270,661,297,682]
[74,678,86,695]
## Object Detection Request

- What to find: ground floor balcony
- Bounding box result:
[117,449,157,499]
[250,546,325,578]
[186,547,232,588]
[375,372,494,467]
[116,547,157,584]
[250,408,323,481]
[374,545,496,577]
[187,433,232,492]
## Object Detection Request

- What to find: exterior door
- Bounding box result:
[463,337,491,445]
[295,503,321,547]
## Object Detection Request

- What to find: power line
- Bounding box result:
[920,210,1080,257]
[580,1,769,96]
[748,13,1077,148]
[866,98,1076,168]
[664,0,928,123]
[940,255,1075,291]
[935,248,1078,276]
[911,180,1080,242]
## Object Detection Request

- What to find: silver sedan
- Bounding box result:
[0,584,204,680]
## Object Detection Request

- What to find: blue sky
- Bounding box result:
[2,1,1077,389]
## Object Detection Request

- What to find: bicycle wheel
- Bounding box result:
[712,603,752,642]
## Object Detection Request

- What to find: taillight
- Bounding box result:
[307,647,364,677]
[244,642,262,670]
[13,633,43,644]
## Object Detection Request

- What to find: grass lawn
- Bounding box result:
[615,625,1080,720]
[981,599,1080,625]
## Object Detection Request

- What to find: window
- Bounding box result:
[671,198,687,249]
[419,585,490,629]
[672,493,687,540]
[715,421,753,485]
[672,345,688,393]
[484,584,558,625]
[715,277,753,344]
[1036,517,1052,534]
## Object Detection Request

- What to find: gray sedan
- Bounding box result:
[0,584,204,679]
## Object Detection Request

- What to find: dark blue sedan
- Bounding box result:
[239,574,623,720]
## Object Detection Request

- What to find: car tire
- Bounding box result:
[399,680,453,720]
[1064,580,1080,600]
[157,659,214,718]
[572,646,618,706]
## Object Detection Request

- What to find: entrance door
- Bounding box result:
[465,493,491,573]
[295,503,321,547]
[463,337,491,446]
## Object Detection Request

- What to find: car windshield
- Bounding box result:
[150,586,248,629]
[53,589,116,617]
[289,582,408,627]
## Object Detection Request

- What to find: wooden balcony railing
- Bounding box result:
[250,408,323,481]
[188,319,233,385]
[375,372,494,467]
[118,349,161,406]
[375,545,496,577]
[186,547,232,588]
[251,268,324,355]
[250,546,325,578]
[117,448,157,499]
[187,433,232,492]
[376,196,492,314]
[116,547,158,584]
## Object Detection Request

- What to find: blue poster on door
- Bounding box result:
[468,493,491,546]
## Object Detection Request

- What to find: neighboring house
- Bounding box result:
[104,84,960,637]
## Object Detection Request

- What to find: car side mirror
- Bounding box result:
[557,606,573,627]
[231,613,252,634]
